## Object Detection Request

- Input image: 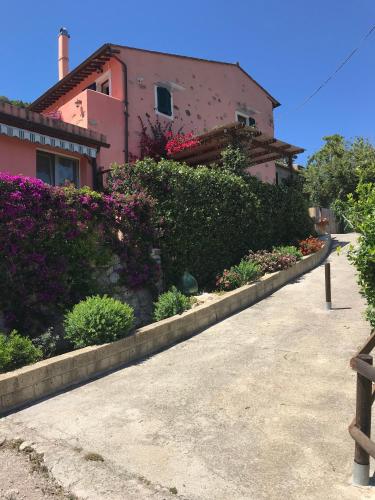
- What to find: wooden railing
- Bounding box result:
[349,330,375,485]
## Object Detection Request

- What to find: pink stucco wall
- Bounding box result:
[45,47,277,181]
[0,135,36,177]
[59,90,124,167]
[0,134,92,186]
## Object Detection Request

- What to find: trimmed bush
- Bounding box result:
[273,245,302,260]
[107,159,313,288]
[299,236,324,256]
[153,286,193,321]
[247,250,297,273]
[0,330,42,373]
[216,259,260,291]
[64,295,134,348]
[0,174,155,337]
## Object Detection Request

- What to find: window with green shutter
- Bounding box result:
[156,86,172,117]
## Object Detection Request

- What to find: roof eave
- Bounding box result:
[0,107,109,149]
[29,42,281,113]
[28,43,118,113]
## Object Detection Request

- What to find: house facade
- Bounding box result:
[0,100,108,187]
[29,29,290,184]
[1,29,302,188]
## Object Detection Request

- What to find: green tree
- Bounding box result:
[0,95,30,108]
[335,183,375,327]
[221,145,248,175]
[303,135,375,207]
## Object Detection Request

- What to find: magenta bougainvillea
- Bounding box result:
[165,131,200,156]
[0,173,156,336]
[135,116,199,161]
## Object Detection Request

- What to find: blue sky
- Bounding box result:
[1,0,374,164]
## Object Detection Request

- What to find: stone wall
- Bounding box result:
[0,251,161,334]
[94,253,159,328]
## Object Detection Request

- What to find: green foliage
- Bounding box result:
[273,245,302,260]
[108,159,313,288]
[153,286,193,321]
[303,135,375,207]
[247,250,297,273]
[366,307,375,327]
[64,295,134,348]
[216,259,260,291]
[0,330,42,373]
[220,145,248,175]
[335,183,375,327]
[0,95,30,108]
[32,327,61,358]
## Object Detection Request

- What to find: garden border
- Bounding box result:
[0,236,331,415]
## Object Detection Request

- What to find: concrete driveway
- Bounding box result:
[1,234,374,499]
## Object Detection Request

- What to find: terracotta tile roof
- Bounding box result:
[0,101,109,148]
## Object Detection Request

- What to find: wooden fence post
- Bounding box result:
[353,354,373,485]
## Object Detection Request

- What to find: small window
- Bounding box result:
[86,82,96,91]
[236,112,256,127]
[237,114,247,125]
[156,86,172,117]
[100,79,110,95]
[55,156,78,186]
[36,151,55,185]
[37,151,79,187]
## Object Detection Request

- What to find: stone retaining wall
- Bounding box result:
[0,236,331,415]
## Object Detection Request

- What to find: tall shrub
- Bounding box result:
[107,159,312,287]
[335,182,375,326]
[0,174,156,336]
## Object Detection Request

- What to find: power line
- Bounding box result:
[296,23,375,110]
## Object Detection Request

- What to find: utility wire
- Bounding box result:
[296,23,375,110]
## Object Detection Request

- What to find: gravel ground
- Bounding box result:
[0,440,75,500]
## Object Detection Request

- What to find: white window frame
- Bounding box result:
[96,71,112,96]
[88,71,112,96]
[36,149,81,187]
[235,111,256,127]
[154,84,174,120]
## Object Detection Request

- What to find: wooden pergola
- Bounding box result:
[171,122,304,170]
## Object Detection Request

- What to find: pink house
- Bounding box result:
[0,100,108,187]
[1,28,303,187]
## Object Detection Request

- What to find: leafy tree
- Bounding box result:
[221,145,248,175]
[335,183,375,327]
[303,135,375,207]
[0,95,30,108]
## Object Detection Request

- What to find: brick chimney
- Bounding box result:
[58,27,70,80]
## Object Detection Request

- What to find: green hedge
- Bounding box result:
[108,159,313,287]
[335,182,375,327]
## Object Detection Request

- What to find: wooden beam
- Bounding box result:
[248,154,282,166]
[185,149,221,165]
[357,330,375,356]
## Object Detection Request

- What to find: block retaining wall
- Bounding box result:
[0,236,331,415]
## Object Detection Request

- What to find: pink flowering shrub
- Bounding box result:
[166,131,200,156]
[134,116,198,161]
[0,173,156,336]
[247,250,297,273]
